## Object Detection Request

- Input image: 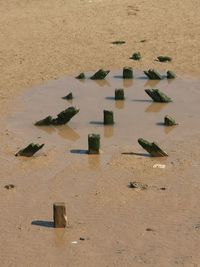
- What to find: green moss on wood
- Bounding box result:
[75,73,85,79]
[164,115,178,126]
[15,143,44,157]
[144,69,163,80]
[88,134,100,154]
[35,107,79,126]
[167,70,176,79]
[115,89,125,100]
[138,138,168,157]
[145,89,172,103]
[104,110,114,125]
[130,52,141,60]
[90,69,110,80]
[123,67,133,79]
[62,92,73,100]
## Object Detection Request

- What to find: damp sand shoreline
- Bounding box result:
[1,0,200,266]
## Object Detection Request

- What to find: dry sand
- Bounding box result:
[1,0,200,266]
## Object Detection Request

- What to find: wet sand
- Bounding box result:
[1,0,200,266]
[1,71,200,266]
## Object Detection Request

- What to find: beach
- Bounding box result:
[0,0,200,266]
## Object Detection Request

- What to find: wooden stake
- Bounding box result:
[145,89,172,103]
[123,67,133,79]
[88,134,100,154]
[104,110,114,125]
[138,138,168,157]
[90,69,110,80]
[115,89,125,100]
[53,202,67,228]
[167,70,176,79]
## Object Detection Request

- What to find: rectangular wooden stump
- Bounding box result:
[53,202,67,228]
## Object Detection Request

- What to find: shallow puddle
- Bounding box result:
[7,70,200,165]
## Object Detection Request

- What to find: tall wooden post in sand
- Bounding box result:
[53,202,67,228]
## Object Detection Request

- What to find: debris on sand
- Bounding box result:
[35,107,79,126]
[75,73,85,79]
[145,89,172,103]
[164,115,178,126]
[62,92,73,100]
[167,70,176,79]
[156,56,172,62]
[111,40,126,45]
[88,134,100,154]
[144,69,163,80]
[115,88,125,100]
[153,164,166,169]
[90,69,110,80]
[129,181,148,190]
[4,184,15,190]
[15,143,44,157]
[129,52,141,60]
[123,66,133,79]
[138,138,168,157]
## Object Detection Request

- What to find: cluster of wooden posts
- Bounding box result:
[15,65,177,228]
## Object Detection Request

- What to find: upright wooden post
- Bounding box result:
[88,134,100,154]
[115,89,125,100]
[53,202,67,228]
[104,110,114,125]
[123,67,133,79]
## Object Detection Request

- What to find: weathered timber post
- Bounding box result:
[115,89,125,100]
[75,73,85,79]
[53,202,67,228]
[164,115,177,126]
[90,69,110,80]
[123,67,133,79]
[15,143,44,157]
[129,52,141,60]
[88,134,100,154]
[167,70,176,79]
[104,110,114,125]
[62,92,73,100]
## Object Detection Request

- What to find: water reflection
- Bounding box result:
[123,79,133,88]
[88,154,101,169]
[144,79,161,88]
[145,103,167,112]
[35,125,80,141]
[115,100,124,109]
[58,126,80,141]
[93,79,110,87]
[156,122,177,134]
[104,125,114,138]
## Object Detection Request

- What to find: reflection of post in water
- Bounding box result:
[93,79,110,87]
[123,79,133,88]
[88,154,101,169]
[115,100,124,109]
[58,126,80,141]
[53,228,67,247]
[104,125,114,138]
[35,125,56,135]
[145,103,167,112]
[144,79,161,87]
[164,125,176,134]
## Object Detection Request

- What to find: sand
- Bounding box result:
[1,0,200,266]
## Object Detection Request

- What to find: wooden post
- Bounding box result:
[115,89,125,100]
[53,202,67,228]
[123,67,133,79]
[104,110,114,125]
[167,70,176,79]
[88,134,100,154]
